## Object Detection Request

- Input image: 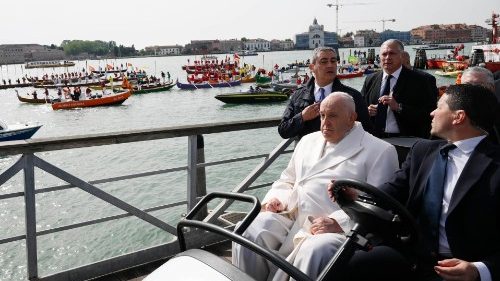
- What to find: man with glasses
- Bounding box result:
[278,47,371,139]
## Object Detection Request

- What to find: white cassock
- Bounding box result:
[232,122,399,281]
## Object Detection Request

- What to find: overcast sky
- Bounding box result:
[1,0,496,49]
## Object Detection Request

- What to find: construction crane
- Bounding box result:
[326,1,371,36]
[380,19,396,32]
[344,18,396,32]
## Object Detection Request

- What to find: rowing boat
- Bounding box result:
[51,90,132,110]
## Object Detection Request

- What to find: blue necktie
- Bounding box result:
[318,87,325,102]
[422,143,456,250]
[375,75,392,132]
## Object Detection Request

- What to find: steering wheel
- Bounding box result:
[331,179,419,247]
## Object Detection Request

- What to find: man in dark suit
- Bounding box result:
[336,84,500,281]
[278,47,371,139]
[362,39,437,138]
[402,50,439,99]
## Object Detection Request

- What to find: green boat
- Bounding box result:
[133,83,175,94]
[215,89,289,104]
[255,75,272,84]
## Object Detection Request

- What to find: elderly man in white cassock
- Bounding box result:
[232,92,400,281]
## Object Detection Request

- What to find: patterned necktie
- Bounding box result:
[318,87,325,102]
[422,143,457,250]
[375,74,392,133]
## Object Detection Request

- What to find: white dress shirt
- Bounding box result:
[438,135,491,281]
[380,66,402,133]
[314,82,333,102]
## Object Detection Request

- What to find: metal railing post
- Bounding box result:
[195,135,207,219]
[187,135,199,212]
[23,153,38,280]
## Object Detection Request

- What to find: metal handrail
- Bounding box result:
[0,117,295,281]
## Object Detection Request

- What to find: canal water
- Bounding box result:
[0,44,465,280]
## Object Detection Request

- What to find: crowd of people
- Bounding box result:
[232,40,500,281]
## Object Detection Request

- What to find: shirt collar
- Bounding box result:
[383,66,403,81]
[450,135,487,155]
[314,82,333,95]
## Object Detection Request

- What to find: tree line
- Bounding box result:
[60,40,137,57]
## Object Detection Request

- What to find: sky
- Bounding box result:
[1,0,497,49]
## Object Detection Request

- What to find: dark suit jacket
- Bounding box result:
[361,67,437,138]
[380,139,500,280]
[278,77,372,139]
[414,68,438,99]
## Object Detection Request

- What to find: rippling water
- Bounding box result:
[0,45,463,280]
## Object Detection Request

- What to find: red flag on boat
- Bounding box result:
[107,64,114,70]
[88,65,95,72]
[234,53,240,60]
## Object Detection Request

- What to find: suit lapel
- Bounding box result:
[370,72,383,102]
[392,67,408,99]
[298,125,364,182]
[448,140,493,214]
[408,144,440,207]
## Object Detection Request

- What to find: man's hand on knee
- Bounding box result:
[310,216,343,235]
[262,198,285,213]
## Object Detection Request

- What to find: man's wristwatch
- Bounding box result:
[396,103,403,113]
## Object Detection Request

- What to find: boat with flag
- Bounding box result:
[90,64,128,74]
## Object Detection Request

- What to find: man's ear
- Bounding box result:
[350,112,358,123]
[452,110,466,125]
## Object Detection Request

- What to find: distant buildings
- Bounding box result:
[380,30,411,44]
[0,44,65,65]
[411,24,490,43]
[295,18,338,49]
[144,45,183,56]
[270,39,295,51]
[219,39,243,53]
[353,30,381,47]
[1,20,493,63]
[243,39,270,51]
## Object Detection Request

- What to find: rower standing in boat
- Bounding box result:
[44,88,50,101]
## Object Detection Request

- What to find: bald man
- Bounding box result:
[233,92,399,281]
[461,66,500,144]
[362,39,437,138]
